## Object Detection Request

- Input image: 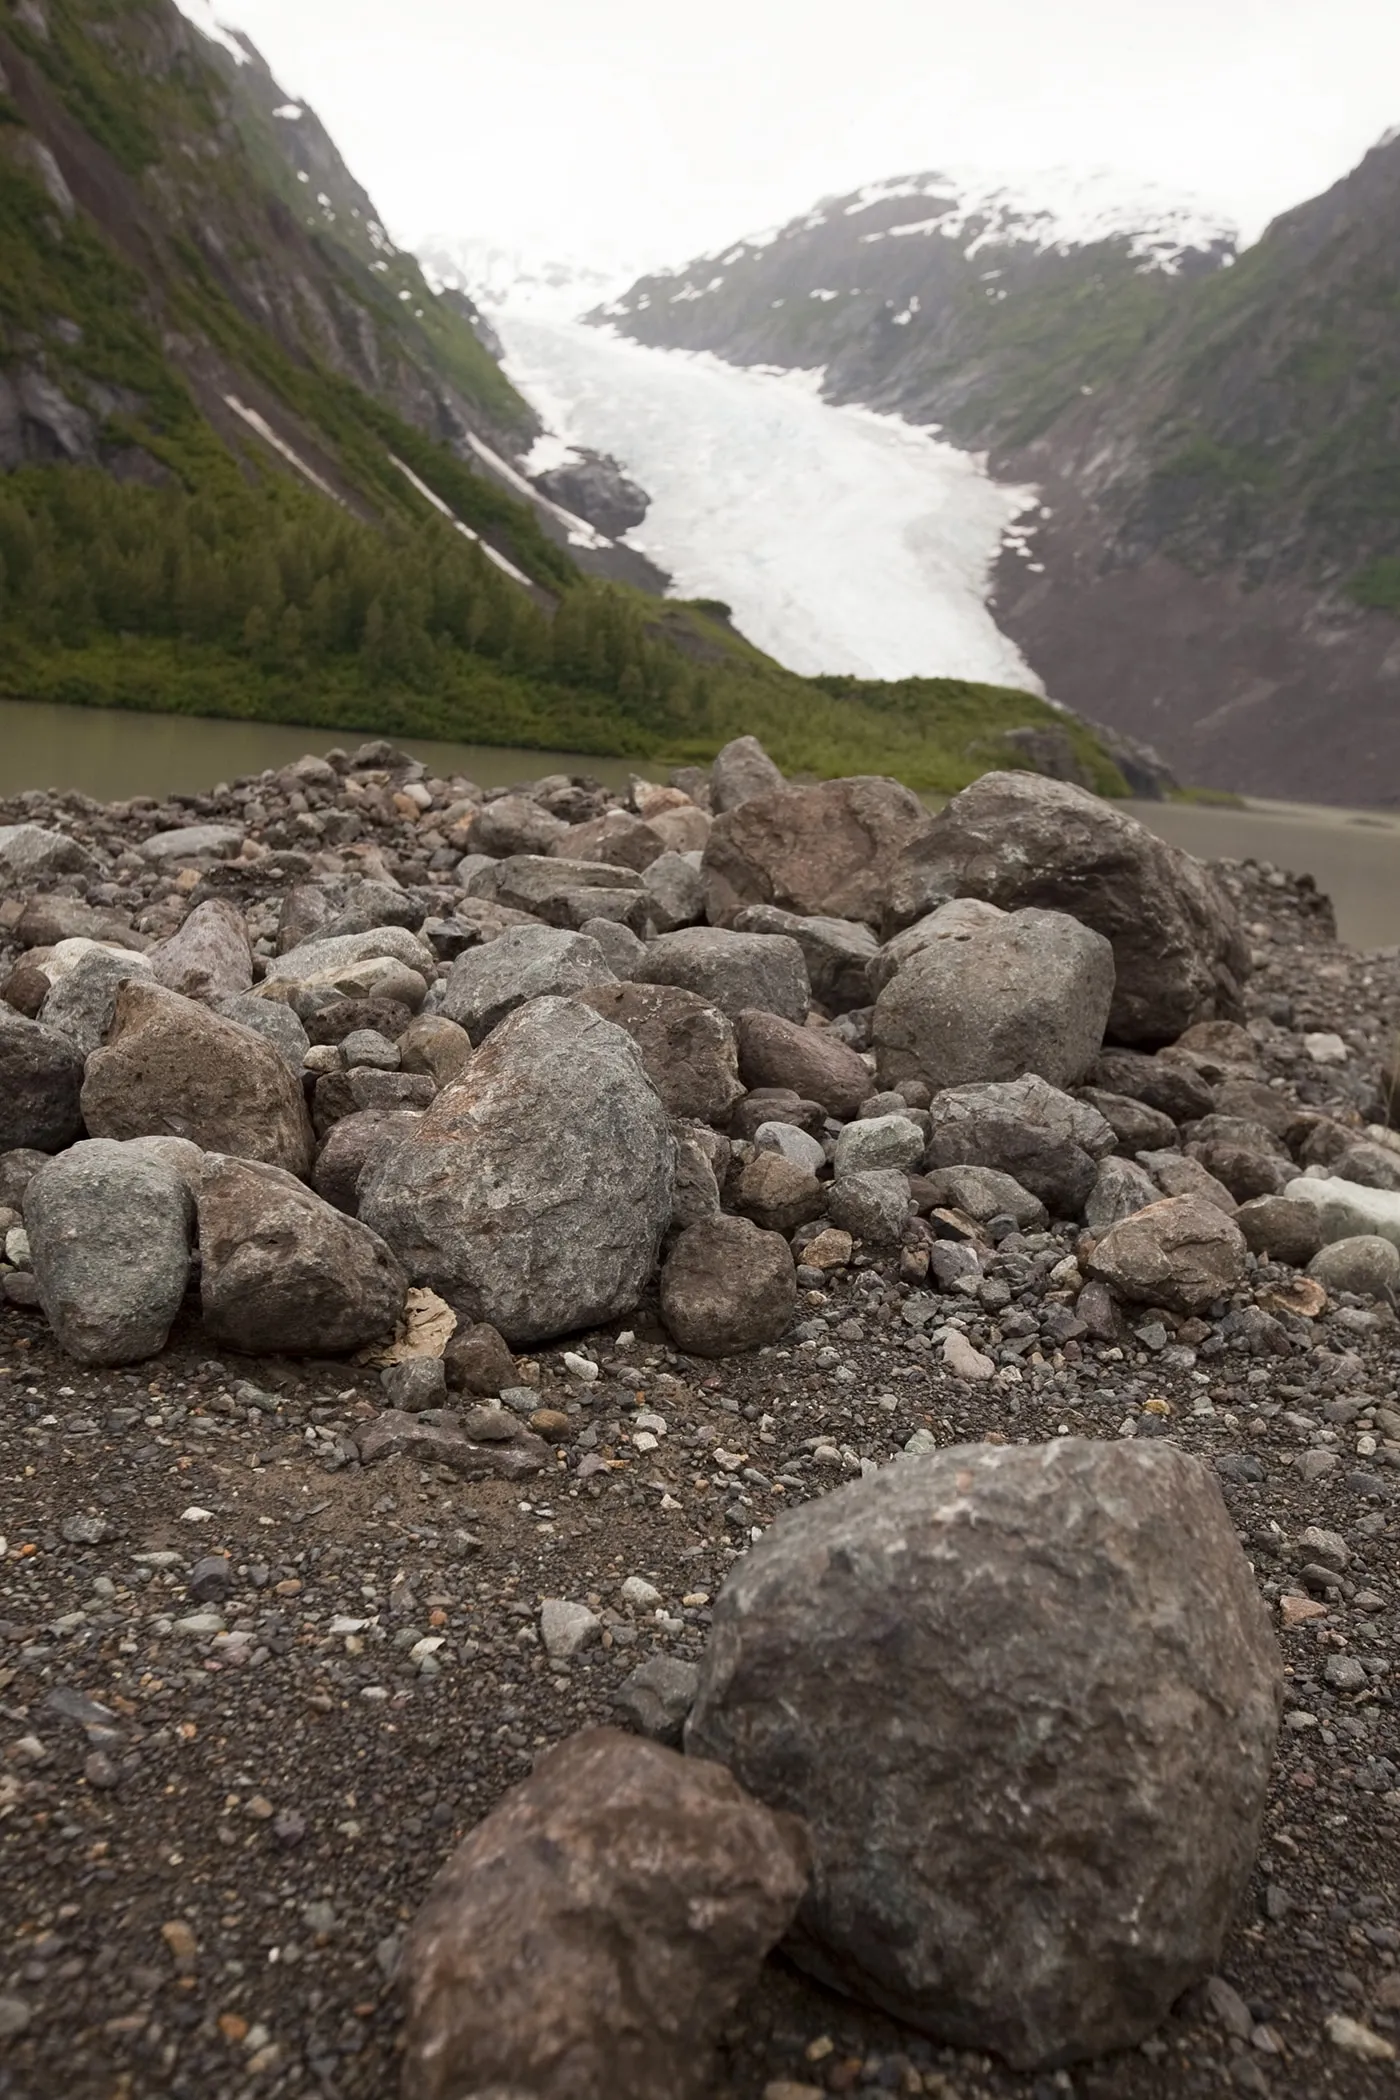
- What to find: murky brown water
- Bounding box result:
[4,699,1399,951]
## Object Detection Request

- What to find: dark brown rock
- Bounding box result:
[686,1440,1281,2069]
[444,1321,517,1396]
[398,1727,809,2100]
[733,1151,826,1234]
[735,1009,872,1120]
[1086,1195,1248,1313]
[312,1108,423,1215]
[1186,1140,1290,1204]
[1076,1088,1178,1155]
[577,981,742,1124]
[1089,1048,1216,1124]
[1234,1195,1326,1266]
[0,1009,85,1153]
[660,1216,797,1356]
[704,776,934,929]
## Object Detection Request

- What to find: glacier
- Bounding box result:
[494,310,1043,689]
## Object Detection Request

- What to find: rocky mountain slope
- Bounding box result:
[603,152,1400,803]
[0,0,1123,793]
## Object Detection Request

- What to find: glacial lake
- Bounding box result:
[3,697,1399,952]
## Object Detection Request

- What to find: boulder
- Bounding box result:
[265,924,434,986]
[38,944,154,1057]
[921,1166,1047,1231]
[398,1728,809,2100]
[1234,1195,1324,1266]
[1087,1196,1248,1313]
[24,1140,193,1365]
[924,1075,1115,1215]
[642,850,706,932]
[630,927,810,1024]
[1283,1175,1400,1252]
[213,995,309,1072]
[467,793,569,858]
[670,1123,724,1230]
[872,903,1113,1095]
[732,1151,826,1234]
[0,1010,85,1153]
[660,1216,797,1356]
[1083,1156,1161,1235]
[140,823,244,863]
[0,824,96,881]
[825,1168,911,1246]
[868,895,1004,998]
[733,905,879,1011]
[300,879,425,946]
[1089,1049,1216,1125]
[1307,1236,1400,1298]
[198,1154,406,1354]
[147,898,253,1002]
[1332,1140,1400,1194]
[833,1113,924,1179]
[444,1322,516,1397]
[1186,1140,1290,1204]
[754,1121,826,1175]
[492,853,645,926]
[1140,1149,1239,1215]
[685,1439,1281,2068]
[711,733,785,811]
[439,926,616,1039]
[559,809,666,872]
[15,895,142,951]
[735,1009,871,1120]
[580,915,648,975]
[397,1014,474,1087]
[890,773,1250,1045]
[360,999,675,1346]
[1075,1088,1178,1156]
[313,1108,424,1215]
[703,777,933,929]
[577,982,741,1125]
[82,981,314,1176]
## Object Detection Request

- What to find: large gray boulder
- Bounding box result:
[872,902,1114,1094]
[710,733,785,812]
[887,772,1250,1046]
[24,1140,193,1365]
[924,1074,1116,1215]
[38,944,154,1057]
[360,998,675,1346]
[398,1728,809,2100]
[686,1439,1282,2068]
[732,905,879,1011]
[198,1154,407,1354]
[439,926,616,1039]
[82,980,314,1176]
[703,777,934,930]
[0,1008,85,1152]
[0,824,96,881]
[147,897,253,1002]
[629,927,810,1024]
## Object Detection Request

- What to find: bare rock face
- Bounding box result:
[24,1139,193,1365]
[888,772,1250,1046]
[82,981,314,1176]
[360,998,675,1347]
[924,1073,1116,1216]
[704,777,935,930]
[735,1009,872,1120]
[198,1154,407,1354]
[147,897,253,1002]
[398,1727,810,2100]
[1087,1194,1249,1313]
[686,1440,1281,2069]
[872,903,1114,1094]
[660,1215,797,1356]
[577,981,742,1125]
[0,1008,85,1152]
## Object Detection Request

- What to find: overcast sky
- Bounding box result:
[208,0,1400,264]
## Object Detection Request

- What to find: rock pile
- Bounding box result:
[9,731,1398,2093]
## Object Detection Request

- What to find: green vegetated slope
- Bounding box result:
[0,0,1119,792]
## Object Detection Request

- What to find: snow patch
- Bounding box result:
[223,397,341,503]
[172,0,249,65]
[494,313,1041,689]
[388,455,534,587]
[461,430,611,550]
[272,103,303,121]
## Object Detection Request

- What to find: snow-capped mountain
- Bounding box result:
[416,236,649,320]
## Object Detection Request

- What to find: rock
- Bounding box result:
[581,915,648,974]
[1090,1049,1216,1125]
[1140,1149,1239,1215]
[685,1439,1281,2068]
[0,1009,85,1152]
[24,1140,193,1365]
[922,1166,1048,1231]
[924,1075,1116,1215]
[381,1357,448,1411]
[1332,1139,1400,1193]
[82,982,314,1176]
[704,777,933,929]
[711,733,786,811]
[15,894,142,951]
[358,1409,549,1479]
[492,851,641,919]
[615,1656,701,1745]
[399,1729,807,2100]
[1283,1174,1400,1252]
[669,1121,726,1233]
[1087,1196,1248,1313]
[467,793,569,858]
[944,1330,996,1380]
[732,906,879,1011]
[642,850,706,931]
[1076,1088,1179,1155]
[1235,1195,1325,1266]
[305,879,425,945]
[872,903,1114,1095]
[802,1226,853,1270]
[754,1122,827,1175]
[0,1148,49,1209]
[733,1151,826,1234]
[1307,1236,1400,1298]
[140,823,245,863]
[833,1114,924,1179]
[660,1216,797,1356]
[1187,1140,1290,1204]
[891,773,1250,1044]
[213,995,309,1072]
[631,927,810,1024]
[0,823,96,881]
[1084,1157,1161,1235]
[576,981,741,1124]
[340,1028,401,1070]
[147,899,253,1002]
[265,924,434,987]
[825,1169,911,1247]
[38,944,153,1056]
[731,1088,825,1141]
[444,1322,516,1396]
[312,1109,423,1215]
[735,1010,871,1120]
[198,1154,407,1354]
[313,1067,435,1136]
[393,1015,472,1084]
[439,925,616,1038]
[361,999,674,1347]
[539,1599,602,1658]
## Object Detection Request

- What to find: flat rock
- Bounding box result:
[140,823,245,863]
[358,1409,550,1477]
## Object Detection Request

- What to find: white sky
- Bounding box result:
[210,0,1400,263]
